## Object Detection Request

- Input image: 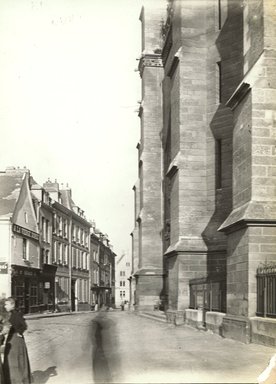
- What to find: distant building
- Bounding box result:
[0,166,116,313]
[0,167,52,312]
[132,0,276,346]
[43,179,91,312]
[115,253,131,308]
[90,228,116,309]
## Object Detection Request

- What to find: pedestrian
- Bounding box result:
[0,298,9,384]
[120,301,124,311]
[3,297,32,384]
[0,318,5,384]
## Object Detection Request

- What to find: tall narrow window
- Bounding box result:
[72,224,75,241]
[64,245,68,265]
[42,217,45,241]
[216,139,222,189]
[139,160,143,209]
[45,250,49,264]
[59,217,63,235]
[73,248,76,268]
[53,213,57,233]
[216,61,222,103]
[64,220,68,238]
[22,238,27,260]
[59,243,63,263]
[46,220,49,242]
[53,241,57,263]
[218,0,222,30]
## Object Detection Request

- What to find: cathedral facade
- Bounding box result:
[131,0,276,346]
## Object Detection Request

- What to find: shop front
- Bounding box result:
[91,285,112,309]
[40,264,57,312]
[11,264,56,314]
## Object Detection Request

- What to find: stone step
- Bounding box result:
[139,311,167,323]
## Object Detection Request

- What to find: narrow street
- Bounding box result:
[22,310,274,384]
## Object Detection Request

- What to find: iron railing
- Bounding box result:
[256,265,276,318]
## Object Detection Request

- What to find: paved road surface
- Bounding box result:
[23,310,274,384]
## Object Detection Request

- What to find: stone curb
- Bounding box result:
[24,311,94,320]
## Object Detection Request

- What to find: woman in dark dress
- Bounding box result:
[0,318,5,384]
[0,298,9,384]
[3,298,31,384]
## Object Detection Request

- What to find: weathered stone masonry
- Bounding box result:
[131,0,276,346]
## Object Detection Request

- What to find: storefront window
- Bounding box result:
[30,283,38,307]
[13,280,24,310]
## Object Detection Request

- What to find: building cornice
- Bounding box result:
[226,51,267,110]
[226,82,251,110]
[166,151,180,178]
[133,267,164,277]
[138,53,163,77]
[219,200,276,234]
[52,201,91,228]
[164,236,208,257]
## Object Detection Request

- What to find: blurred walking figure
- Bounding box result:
[3,298,31,384]
[120,301,124,311]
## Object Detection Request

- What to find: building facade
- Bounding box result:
[115,253,131,308]
[90,229,116,309]
[132,0,276,346]
[0,167,50,313]
[131,4,165,311]
[0,167,116,313]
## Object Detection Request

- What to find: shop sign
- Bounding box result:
[12,267,39,277]
[0,262,8,274]
[12,224,39,241]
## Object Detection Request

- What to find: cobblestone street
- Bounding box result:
[22,311,275,384]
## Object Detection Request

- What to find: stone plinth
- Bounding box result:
[185,308,204,329]
[222,315,251,344]
[250,317,276,347]
[166,309,185,325]
[205,311,226,335]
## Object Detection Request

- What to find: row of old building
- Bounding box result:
[130,0,276,347]
[0,166,116,313]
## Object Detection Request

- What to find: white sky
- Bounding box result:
[0,0,161,256]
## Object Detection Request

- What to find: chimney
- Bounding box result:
[43,178,60,202]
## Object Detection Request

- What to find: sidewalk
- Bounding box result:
[24,311,75,320]
[24,307,118,320]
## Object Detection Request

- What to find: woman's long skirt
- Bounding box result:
[3,334,31,384]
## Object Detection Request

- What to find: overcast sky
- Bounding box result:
[0,0,164,256]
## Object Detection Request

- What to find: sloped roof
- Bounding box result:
[0,172,24,217]
[116,254,125,265]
